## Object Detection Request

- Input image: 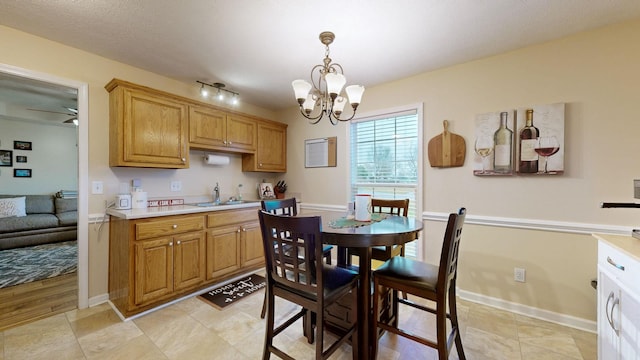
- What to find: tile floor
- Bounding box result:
[0,287,596,360]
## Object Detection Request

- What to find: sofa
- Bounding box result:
[0,195,77,250]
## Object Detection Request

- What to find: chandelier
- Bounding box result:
[292,31,365,125]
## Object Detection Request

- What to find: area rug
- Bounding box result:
[198,273,266,310]
[0,240,77,288]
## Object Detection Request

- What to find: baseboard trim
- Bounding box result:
[458,289,596,333]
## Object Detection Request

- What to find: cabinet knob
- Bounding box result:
[172,224,178,229]
[223,140,227,145]
[228,141,233,145]
[169,242,173,246]
[181,157,186,163]
[259,163,263,167]
[237,228,241,233]
[177,240,181,245]
[241,227,246,232]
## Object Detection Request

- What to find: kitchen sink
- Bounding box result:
[190,200,257,207]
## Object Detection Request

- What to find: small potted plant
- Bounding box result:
[274,181,287,199]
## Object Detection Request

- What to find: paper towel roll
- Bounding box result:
[204,154,230,166]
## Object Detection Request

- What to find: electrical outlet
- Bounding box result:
[170,181,182,192]
[92,181,103,194]
[514,267,526,283]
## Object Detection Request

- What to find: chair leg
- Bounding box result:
[449,286,466,360]
[436,300,449,360]
[324,251,332,265]
[263,285,275,360]
[260,290,267,319]
[371,277,380,359]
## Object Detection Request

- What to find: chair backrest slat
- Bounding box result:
[371,198,409,217]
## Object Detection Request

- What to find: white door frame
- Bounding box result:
[0,63,89,308]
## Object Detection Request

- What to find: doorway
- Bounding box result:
[0,64,89,315]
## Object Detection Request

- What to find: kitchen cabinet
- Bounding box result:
[596,236,640,360]
[109,213,206,316]
[206,208,263,280]
[109,205,264,318]
[106,79,189,168]
[242,120,287,172]
[189,105,256,153]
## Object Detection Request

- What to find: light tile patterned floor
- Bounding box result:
[0,288,596,359]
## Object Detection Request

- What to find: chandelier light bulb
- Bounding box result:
[200,84,208,97]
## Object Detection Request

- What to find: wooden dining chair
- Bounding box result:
[258,210,360,360]
[260,197,334,319]
[346,198,410,266]
[372,207,467,360]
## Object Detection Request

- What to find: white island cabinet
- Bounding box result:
[594,234,640,360]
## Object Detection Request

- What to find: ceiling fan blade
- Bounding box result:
[27,108,75,116]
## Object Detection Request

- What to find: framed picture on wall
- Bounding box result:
[16,155,27,163]
[13,141,32,151]
[0,150,12,166]
[14,168,32,178]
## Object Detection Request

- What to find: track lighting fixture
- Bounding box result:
[196,81,239,105]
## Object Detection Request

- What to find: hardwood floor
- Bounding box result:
[0,273,77,331]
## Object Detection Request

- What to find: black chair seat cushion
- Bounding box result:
[374,256,438,292]
[279,265,358,300]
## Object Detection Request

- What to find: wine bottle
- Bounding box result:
[519,109,539,173]
[493,112,513,173]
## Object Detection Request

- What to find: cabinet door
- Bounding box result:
[598,269,620,360]
[174,231,206,291]
[122,88,189,168]
[241,221,264,267]
[226,114,256,151]
[206,226,241,280]
[188,105,227,148]
[256,121,286,172]
[620,287,640,360]
[135,237,174,305]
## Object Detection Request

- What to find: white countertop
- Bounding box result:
[106,201,261,220]
[593,233,640,263]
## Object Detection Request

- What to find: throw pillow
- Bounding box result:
[0,197,27,218]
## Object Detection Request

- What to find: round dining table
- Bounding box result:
[304,210,424,359]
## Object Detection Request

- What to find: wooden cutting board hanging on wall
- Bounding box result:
[428,120,466,167]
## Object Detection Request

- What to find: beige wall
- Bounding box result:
[279,19,640,324]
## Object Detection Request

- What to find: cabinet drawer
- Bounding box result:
[598,240,640,295]
[136,216,205,240]
[207,208,259,228]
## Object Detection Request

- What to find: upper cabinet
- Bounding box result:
[242,120,287,172]
[105,79,286,172]
[106,79,189,169]
[189,106,256,153]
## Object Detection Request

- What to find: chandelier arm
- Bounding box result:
[298,104,325,123]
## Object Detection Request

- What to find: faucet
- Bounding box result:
[213,182,220,204]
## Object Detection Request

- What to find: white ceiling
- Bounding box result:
[1,0,640,112]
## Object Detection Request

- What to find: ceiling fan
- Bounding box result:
[27,107,78,124]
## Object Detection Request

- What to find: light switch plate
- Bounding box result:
[92,181,104,194]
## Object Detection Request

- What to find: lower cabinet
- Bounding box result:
[134,231,205,305]
[206,208,263,280]
[109,206,263,318]
[597,238,640,360]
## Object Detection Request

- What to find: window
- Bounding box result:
[349,107,421,258]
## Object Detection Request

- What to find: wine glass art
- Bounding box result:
[534,136,560,173]
[474,136,494,174]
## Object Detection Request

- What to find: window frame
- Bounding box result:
[346,103,424,259]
